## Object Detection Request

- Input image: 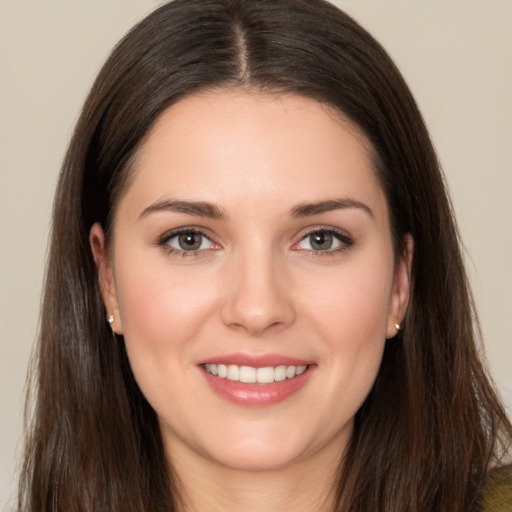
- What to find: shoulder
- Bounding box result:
[480,464,512,512]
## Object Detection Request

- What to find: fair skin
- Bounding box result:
[90,90,411,512]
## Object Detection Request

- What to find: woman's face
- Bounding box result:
[91,91,410,473]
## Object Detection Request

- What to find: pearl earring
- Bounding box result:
[394,322,401,331]
[107,315,114,325]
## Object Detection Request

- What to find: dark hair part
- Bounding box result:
[19,1,511,511]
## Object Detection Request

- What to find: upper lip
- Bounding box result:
[196,353,314,368]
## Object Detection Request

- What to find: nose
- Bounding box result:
[220,250,296,336]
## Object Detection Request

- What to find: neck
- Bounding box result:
[167,439,343,512]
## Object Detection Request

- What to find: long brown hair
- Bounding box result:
[19,1,511,511]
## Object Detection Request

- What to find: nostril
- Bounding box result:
[227,318,288,337]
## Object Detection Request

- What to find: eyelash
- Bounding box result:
[294,227,354,257]
[157,226,354,258]
[158,227,219,258]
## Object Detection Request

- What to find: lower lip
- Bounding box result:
[201,366,314,406]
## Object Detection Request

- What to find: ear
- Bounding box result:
[386,234,413,339]
[89,223,123,334]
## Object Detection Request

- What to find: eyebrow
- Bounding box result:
[290,198,374,218]
[138,197,373,221]
[138,199,229,221]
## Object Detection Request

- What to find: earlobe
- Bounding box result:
[89,223,123,334]
[386,235,413,339]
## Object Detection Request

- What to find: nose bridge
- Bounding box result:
[221,240,295,335]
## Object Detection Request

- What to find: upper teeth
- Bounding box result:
[205,364,307,384]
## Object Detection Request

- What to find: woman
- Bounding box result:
[18,0,511,511]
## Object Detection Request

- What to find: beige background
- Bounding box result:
[1,0,510,508]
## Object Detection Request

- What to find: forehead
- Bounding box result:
[117,90,387,222]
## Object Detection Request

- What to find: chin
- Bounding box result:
[191,418,349,474]
[207,441,307,472]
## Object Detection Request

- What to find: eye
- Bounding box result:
[161,229,218,253]
[294,228,353,253]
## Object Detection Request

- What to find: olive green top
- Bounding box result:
[481,465,512,512]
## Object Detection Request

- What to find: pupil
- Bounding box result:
[179,232,201,250]
[311,231,332,250]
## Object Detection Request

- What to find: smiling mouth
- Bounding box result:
[204,364,308,384]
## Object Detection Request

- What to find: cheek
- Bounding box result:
[305,258,393,342]
[111,258,225,434]
[300,255,393,405]
[113,258,219,373]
